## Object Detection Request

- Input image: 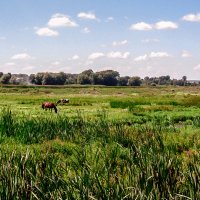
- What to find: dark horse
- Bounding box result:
[42,102,57,113]
[56,99,69,104]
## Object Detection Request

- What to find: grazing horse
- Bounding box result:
[42,102,57,113]
[56,98,69,104]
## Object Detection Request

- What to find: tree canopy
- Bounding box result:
[0,70,196,86]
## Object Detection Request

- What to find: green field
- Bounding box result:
[0,85,200,199]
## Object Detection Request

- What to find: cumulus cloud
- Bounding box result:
[155,21,178,30]
[106,17,114,22]
[141,38,160,43]
[11,53,32,60]
[193,64,200,71]
[134,54,148,61]
[88,52,104,60]
[82,27,90,33]
[112,40,128,46]
[130,21,178,31]
[130,22,153,31]
[77,12,97,20]
[181,50,192,58]
[107,51,130,59]
[71,55,80,60]
[149,52,169,58]
[35,27,59,37]
[5,62,15,66]
[48,13,78,27]
[182,13,200,22]
[52,61,60,65]
[134,52,169,61]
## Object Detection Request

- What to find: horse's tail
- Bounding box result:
[54,105,57,113]
[42,103,45,109]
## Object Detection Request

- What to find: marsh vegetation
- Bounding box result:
[0,85,199,199]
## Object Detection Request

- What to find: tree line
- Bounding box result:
[0,70,198,86]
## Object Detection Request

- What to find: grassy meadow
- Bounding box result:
[0,85,200,199]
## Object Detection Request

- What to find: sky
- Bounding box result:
[0,0,200,79]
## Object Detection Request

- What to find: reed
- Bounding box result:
[0,108,199,199]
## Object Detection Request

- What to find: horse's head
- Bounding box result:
[63,99,69,103]
[56,100,61,104]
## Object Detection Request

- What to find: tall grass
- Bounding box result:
[0,108,199,199]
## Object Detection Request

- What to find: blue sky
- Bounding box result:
[0,0,200,79]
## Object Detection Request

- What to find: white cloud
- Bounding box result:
[72,55,80,60]
[52,61,60,65]
[48,13,78,28]
[130,22,153,31]
[36,27,59,37]
[106,17,114,22]
[130,21,178,31]
[88,52,104,60]
[11,53,32,60]
[107,51,130,59]
[77,12,97,20]
[182,13,200,22]
[193,64,200,71]
[181,50,192,58]
[149,52,169,58]
[134,54,148,61]
[112,40,128,46]
[141,38,160,43]
[155,21,178,30]
[82,27,90,33]
[5,62,15,66]
[134,52,169,61]
[85,60,94,66]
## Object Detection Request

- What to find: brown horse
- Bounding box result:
[42,102,57,113]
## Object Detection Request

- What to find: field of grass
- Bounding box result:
[0,85,199,199]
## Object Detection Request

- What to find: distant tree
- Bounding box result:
[171,79,177,86]
[9,76,18,84]
[128,76,142,86]
[143,76,150,85]
[77,69,94,84]
[77,74,91,84]
[39,72,67,85]
[56,72,67,85]
[0,73,11,84]
[118,76,130,86]
[65,73,78,84]
[94,70,119,86]
[182,76,187,82]
[158,75,171,85]
[149,77,159,85]
[10,74,29,85]
[42,73,53,85]
[34,73,44,85]
[0,72,3,78]
[29,74,36,84]
[182,76,187,86]
[176,79,184,86]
